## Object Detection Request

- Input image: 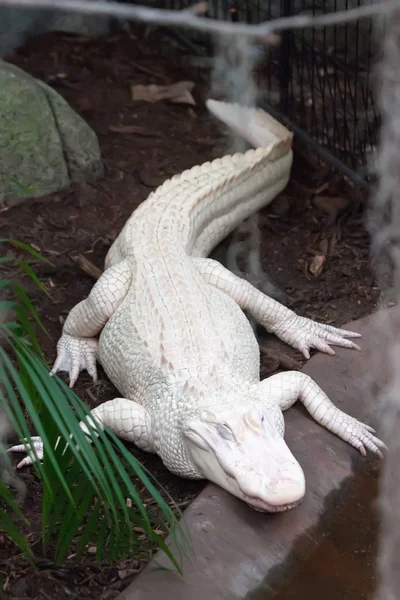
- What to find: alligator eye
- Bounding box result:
[217,423,235,441]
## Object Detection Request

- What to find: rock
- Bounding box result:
[0,60,103,210]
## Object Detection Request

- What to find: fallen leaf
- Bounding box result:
[138,169,168,188]
[130,59,169,82]
[319,237,329,255]
[118,567,141,580]
[269,195,293,217]
[328,227,341,253]
[260,346,301,371]
[314,181,330,196]
[313,195,350,224]
[274,350,301,370]
[131,81,196,105]
[260,351,280,374]
[309,254,326,277]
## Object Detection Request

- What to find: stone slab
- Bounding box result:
[120,309,391,600]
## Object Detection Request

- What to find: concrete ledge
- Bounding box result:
[120,310,388,600]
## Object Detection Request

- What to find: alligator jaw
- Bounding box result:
[245,497,303,513]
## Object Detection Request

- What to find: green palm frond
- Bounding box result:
[0,239,189,571]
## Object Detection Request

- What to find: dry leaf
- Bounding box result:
[187,108,197,119]
[309,254,326,277]
[269,195,292,217]
[118,567,141,580]
[314,181,330,196]
[260,346,301,371]
[313,195,350,224]
[319,237,329,255]
[328,227,341,253]
[131,81,196,106]
[271,350,301,370]
[260,352,281,375]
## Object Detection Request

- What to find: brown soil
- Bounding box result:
[0,26,381,600]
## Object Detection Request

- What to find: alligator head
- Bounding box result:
[183,404,305,512]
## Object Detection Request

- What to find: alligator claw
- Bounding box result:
[50,334,98,388]
[345,418,387,459]
[277,315,362,359]
[8,436,43,469]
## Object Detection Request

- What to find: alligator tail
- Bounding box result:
[206,99,293,154]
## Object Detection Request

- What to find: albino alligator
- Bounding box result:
[9,100,385,513]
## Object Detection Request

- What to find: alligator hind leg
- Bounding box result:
[192,257,361,359]
[8,398,154,468]
[51,259,132,387]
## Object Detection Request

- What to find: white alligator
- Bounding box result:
[9,100,385,513]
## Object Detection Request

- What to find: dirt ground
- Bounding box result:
[0,26,381,600]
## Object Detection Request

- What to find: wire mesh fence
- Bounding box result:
[276,0,381,178]
[159,0,382,181]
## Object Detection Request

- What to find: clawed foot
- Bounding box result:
[8,436,43,469]
[274,315,362,360]
[334,415,387,459]
[50,334,98,388]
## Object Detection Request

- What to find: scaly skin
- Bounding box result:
[9,100,386,512]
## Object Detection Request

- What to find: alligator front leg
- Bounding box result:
[255,371,386,457]
[51,259,132,387]
[192,257,361,359]
[8,398,154,469]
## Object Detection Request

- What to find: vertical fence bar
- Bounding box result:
[279,0,293,116]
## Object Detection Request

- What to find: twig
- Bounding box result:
[0,0,395,42]
[70,253,102,280]
[130,60,170,83]
[40,590,56,600]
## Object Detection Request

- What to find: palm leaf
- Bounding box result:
[0,239,189,572]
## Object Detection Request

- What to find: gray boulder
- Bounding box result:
[0,60,103,209]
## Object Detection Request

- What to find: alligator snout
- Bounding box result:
[239,472,306,512]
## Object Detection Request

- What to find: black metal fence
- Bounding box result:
[160,0,381,182]
[276,0,380,179]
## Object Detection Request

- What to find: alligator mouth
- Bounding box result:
[244,496,303,513]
